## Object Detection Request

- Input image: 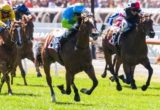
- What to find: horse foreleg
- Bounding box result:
[35,62,42,77]
[6,74,12,95]
[141,58,153,91]
[123,64,137,89]
[72,82,80,102]
[81,65,98,95]
[66,72,80,101]
[0,76,5,93]
[44,63,56,102]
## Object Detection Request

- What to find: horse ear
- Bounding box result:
[149,14,152,19]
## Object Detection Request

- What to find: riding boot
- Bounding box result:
[114,32,121,55]
[113,32,120,45]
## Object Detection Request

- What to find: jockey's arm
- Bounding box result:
[0,21,7,28]
[107,12,125,26]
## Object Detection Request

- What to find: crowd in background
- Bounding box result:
[0,0,160,8]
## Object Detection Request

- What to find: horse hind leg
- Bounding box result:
[44,62,56,102]
[107,57,122,91]
[19,61,27,85]
[0,76,5,93]
[29,56,42,77]
[81,65,98,95]
[141,59,153,91]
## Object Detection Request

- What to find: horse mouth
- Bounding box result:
[90,32,99,40]
[149,32,155,38]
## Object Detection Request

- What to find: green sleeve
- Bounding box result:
[61,19,72,29]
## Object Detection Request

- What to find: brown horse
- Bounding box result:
[41,13,99,102]
[102,15,155,90]
[0,22,19,95]
[11,15,42,85]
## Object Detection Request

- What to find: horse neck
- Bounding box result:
[76,25,90,49]
[4,38,15,49]
[126,27,146,46]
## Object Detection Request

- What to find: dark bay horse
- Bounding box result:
[0,23,19,95]
[100,26,122,90]
[11,15,42,85]
[41,13,99,102]
[116,15,155,90]
[102,15,155,90]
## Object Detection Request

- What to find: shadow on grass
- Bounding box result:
[0,92,38,96]
[55,101,94,106]
[122,85,160,90]
[16,83,48,87]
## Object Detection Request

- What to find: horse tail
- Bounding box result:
[43,33,54,49]
[156,56,160,64]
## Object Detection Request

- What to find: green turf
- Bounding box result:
[0,69,160,110]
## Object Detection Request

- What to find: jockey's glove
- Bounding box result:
[101,24,106,31]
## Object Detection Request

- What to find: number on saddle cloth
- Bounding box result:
[48,36,61,51]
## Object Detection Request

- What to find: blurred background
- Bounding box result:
[0,0,160,8]
[0,0,159,62]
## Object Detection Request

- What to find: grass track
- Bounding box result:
[0,68,160,110]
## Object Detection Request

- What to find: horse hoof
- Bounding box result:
[51,95,56,102]
[8,90,13,96]
[74,95,80,102]
[101,73,106,78]
[109,76,115,82]
[131,85,137,90]
[37,73,42,77]
[141,85,147,91]
[117,86,122,91]
[57,85,66,94]
[66,90,71,95]
[24,83,28,86]
[80,88,91,95]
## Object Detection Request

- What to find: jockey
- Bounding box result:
[107,1,142,46]
[59,3,86,47]
[0,4,16,30]
[13,4,32,21]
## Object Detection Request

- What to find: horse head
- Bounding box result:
[21,15,34,41]
[10,21,26,47]
[139,14,155,38]
[80,12,99,40]
[0,27,10,45]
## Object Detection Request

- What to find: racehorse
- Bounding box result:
[0,22,19,95]
[102,14,155,90]
[41,12,99,102]
[11,15,42,85]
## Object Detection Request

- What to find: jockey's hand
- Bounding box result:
[101,24,106,31]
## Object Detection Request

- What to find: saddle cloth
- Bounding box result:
[103,26,119,45]
[48,29,65,51]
